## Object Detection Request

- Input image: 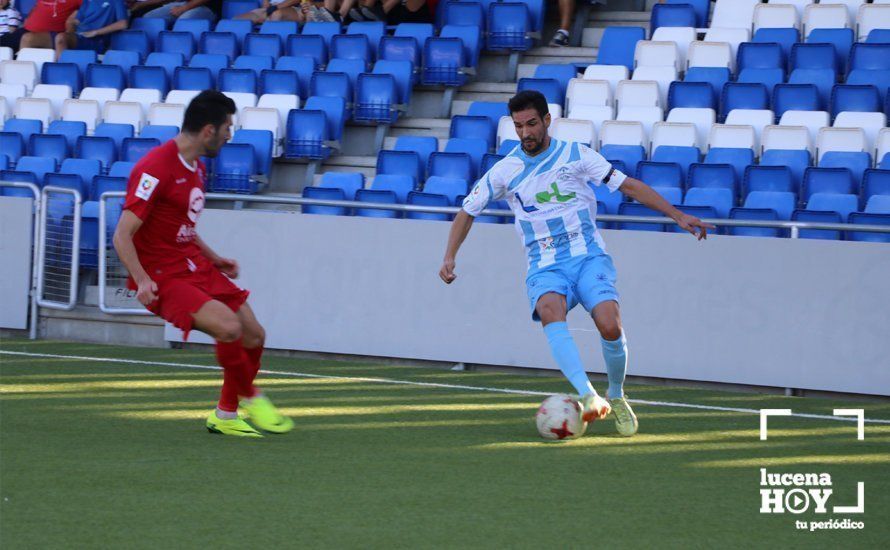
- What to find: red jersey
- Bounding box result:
[24,0,82,33]
[124,140,209,281]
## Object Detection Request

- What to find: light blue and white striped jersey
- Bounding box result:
[462,138,626,272]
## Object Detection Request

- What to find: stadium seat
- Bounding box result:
[29,134,66,168]
[649,3,696,37]
[108,161,136,179]
[450,115,495,150]
[684,187,733,218]
[861,169,890,208]
[497,117,520,149]
[103,101,144,133]
[743,165,795,199]
[830,85,881,121]
[85,64,125,92]
[596,27,646,72]
[276,56,316,99]
[445,138,488,180]
[307,172,365,211]
[582,65,628,94]
[481,153,503,173]
[428,152,473,183]
[286,35,327,69]
[683,67,731,108]
[866,29,890,44]
[219,69,257,94]
[234,55,274,78]
[773,84,821,120]
[41,63,82,95]
[377,150,423,185]
[423,176,468,203]
[790,208,843,240]
[94,122,133,151]
[833,112,885,155]
[244,33,281,59]
[212,143,257,194]
[778,111,829,151]
[705,147,754,185]
[651,121,696,151]
[720,83,769,121]
[158,31,196,59]
[109,31,150,61]
[744,190,796,221]
[394,136,438,180]
[651,145,700,179]
[857,4,890,42]
[331,34,371,68]
[102,50,140,78]
[599,120,647,174]
[75,136,117,173]
[221,0,260,20]
[45,120,85,151]
[232,129,273,177]
[802,3,849,37]
[816,127,867,164]
[550,118,596,146]
[370,173,414,204]
[762,125,812,157]
[173,18,211,44]
[145,52,185,83]
[668,81,714,112]
[13,156,53,186]
[727,206,783,237]
[617,202,666,232]
[760,149,811,190]
[594,184,623,215]
[285,98,340,160]
[201,32,240,62]
[129,65,169,96]
[666,108,716,152]
[637,161,683,189]
[802,167,855,203]
[820,151,871,190]
[737,42,784,73]
[806,192,859,221]
[174,66,213,93]
[517,78,563,106]
[257,21,299,51]
[120,137,159,163]
[688,162,738,200]
[130,17,166,49]
[487,2,534,51]
[58,50,97,76]
[807,28,854,74]
[58,158,102,198]
[258,70,300,98]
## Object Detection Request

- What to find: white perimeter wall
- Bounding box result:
[166,210,890,396]
[0,198,34,330]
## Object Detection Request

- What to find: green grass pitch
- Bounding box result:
[1,339,888,548]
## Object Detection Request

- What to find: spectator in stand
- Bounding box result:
[549,0,575,46]
[0,0,23,50]
[55,0,127,58]
[236,0,332,24]
[10,0,82,51]
[349,0,430,24]
[137,0,220,23]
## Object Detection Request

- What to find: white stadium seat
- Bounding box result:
[104,102,145,132]
[876,128,890,165]
[222,92,258,127]
[0,60,38,92]
[708,124,756,152]
[62,99,101,133]
[634,41,680,72]
[148,103,186,129]
[817,127,867,163]
[711,0,761,31]
[567,78,611,108]
[599,120,646,150]
[753,3,799,31]
[166,89,201,107]
[779,110,830,150]
[630,66,677,109]
[31,84,73,119]
[761,125,811,155]
[582,65,628,94]
[725,109,774,152]
[14,98,53,127]
[119,88,163,118]
[549,118,596,146]
[651,27,696,70]
[773,0,812,20]
[616,80,659,108]
[650,121,697,151]
[547,103,563,120]
[497,116,519,147]
[79,87,120,113]
[803,4,849,38]
[836,0,867,23]
[566,104,615,132]
[15,48,54,74]
[832,113,884,156]
[666,107,716,152]
[241,107,283,156]
[0,46,12,61]
[0,97,7,129]
[256,94,299,139]
[687,41,733,71]
[0,82,28,106]
[702,28,750,61]
[857,5,890,41]
[615,106,662,138]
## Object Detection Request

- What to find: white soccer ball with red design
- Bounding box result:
[535,394,588,440]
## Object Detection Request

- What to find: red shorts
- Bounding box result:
[139,263,249,339]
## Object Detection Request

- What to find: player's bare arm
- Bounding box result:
[195,234,239,279]
[619,177,716,240]
[112,210,157,306]
[439,209,475,284]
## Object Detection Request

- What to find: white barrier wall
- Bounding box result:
[166,209,889,396]
[0,198,35,330]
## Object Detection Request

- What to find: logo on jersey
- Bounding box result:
[135,173,159,201]
[514,192,539,213]
[187,187,205,223]
[536,182,577,205]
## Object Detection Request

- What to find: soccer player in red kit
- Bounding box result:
[113,91,293,437]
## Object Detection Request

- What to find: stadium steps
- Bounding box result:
[583,9,652,47]
[39,304,164,347]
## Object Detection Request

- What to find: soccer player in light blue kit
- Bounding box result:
[439,91,714,436]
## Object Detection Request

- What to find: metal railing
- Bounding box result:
[96,191,890,314]
[36,186,81,311]
[0,181,42,339]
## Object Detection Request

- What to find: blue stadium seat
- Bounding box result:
[353,73,399,123]
[0,171,38,194]
[737,68,784,95]
[802,167,855,202]
[47,120,86,152]
[287,34,328,68]
[670,204,717,233]
[667,0,708,27]
[752,28,798,66]
[174,67,214,91]
[158,31,196,58]
[637,161,683,189]
[738,42,784,72]
[440,24,482,68]
[820,152,871,190]
[58,158,102,198]
[760,149,811,190]
[807,192,859,220]
[423,176,468,203]
[744,165,795,197]
[773,84,821,119]
[534,64,577,100]
[201,32,239,62]
[245,32,281,58]
[42,63,81,94]
[139,125,178,143]
[311,94,349,138]
[481,153,503,173]
[450,114,495,150]
[406,191,452,221]
[44,172,87,198]
[76,136,117,174]
[172,18,211,44]
[617,203,666,232]
[232,129,273,176]
[861,169,890,208]
[597,27,645,71]
[284,96,346,159]
[850,43,890,72]
[684,187,733,218]
[845,70,890,102]
[130,16,166,49]
[848,212,890,242]
[668,81,715,111]
[791,209,843,240]
[422,36,468,87]
[498,139,520,155]
[130,65,169,96]
[310,71,351,108]
[109,31,150,61]
[379,36,422,81]
[102,50,140,76]
[277,56,316,98]
[15,156,54,186]
[59,50,97,75]
[792,43,837,75]
[445,137,488,180]
[121,138,160,163]
[215,18,252,47]
[445,1,485,30]
[395,22,434,47]
[488,2,533,51]
[649,2,696,37]
[744,191,796,220]
[301,21,340,48]
[258,21,298,49]
[222,0,259,19]
[326,58,365,89]
[30,133,66,167]
[372,173,414,203]
[807,28,853,74]
[6,119,42,146]
[601,145,646,179]
[144,52,184,83]
[347,21,385,58]
[219,68,257,94]
[865,195,890,214]
[721,82,769,119]
[788,69,834,107]
[594,183,623,215]
[92,175,127,200]
[108,161,136,178]
[212,143,257,194]
[467,101,509,130]
[85,63,125,91]
[704,148,754,185]
[867,29,890,44]
[94,123,133,151]
[303,172,365,216]
[331,34,371,67]
[395,136,438,180]
[372,59,414,109]
[429,152,473,183]
[234,54,274,77]
[830,85,881,119]
[517,77,563,106]
[728,206,781,238]
[354,188,400,218]
[260,70,299,96]
[684,67,730,104]
[378,150,422,184]
[687,163,738,199]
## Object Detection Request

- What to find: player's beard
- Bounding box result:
[522,134,545,155]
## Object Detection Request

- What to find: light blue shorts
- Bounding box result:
[526,253,619,322]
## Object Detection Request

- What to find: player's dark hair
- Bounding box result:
[182,91,237,133]
[508,90,549,120]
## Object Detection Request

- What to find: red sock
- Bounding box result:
[244,345,264,386]
[215,339,255,412]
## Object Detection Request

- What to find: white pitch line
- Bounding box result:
[2,350,890,425]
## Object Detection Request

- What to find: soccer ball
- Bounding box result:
[535,394,588,440]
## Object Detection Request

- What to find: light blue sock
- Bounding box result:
[601,332,628,399]
[543,322,595,397]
